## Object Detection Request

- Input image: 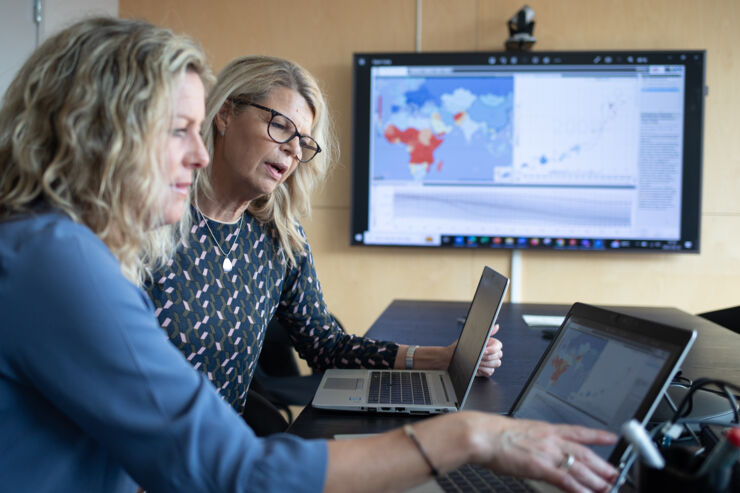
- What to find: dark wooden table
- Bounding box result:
[289,301,740,439]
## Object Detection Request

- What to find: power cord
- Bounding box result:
[670,379,740,425]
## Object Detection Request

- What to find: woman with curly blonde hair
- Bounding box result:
[147,56,506,419]
[0,18,200,284]
[0,16,331,492]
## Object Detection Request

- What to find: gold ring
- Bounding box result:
[559,453,575,471]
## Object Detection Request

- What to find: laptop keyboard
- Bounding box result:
[367,371,431,405]
[437,464,537,493]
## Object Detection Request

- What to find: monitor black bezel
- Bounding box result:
[350,50,706,253]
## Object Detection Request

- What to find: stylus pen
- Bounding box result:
[621,419,665,469]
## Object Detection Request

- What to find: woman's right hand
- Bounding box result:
[465,412,619,493]
[325,411,619,493]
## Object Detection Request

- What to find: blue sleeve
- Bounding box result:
[277,230,399,370]
[3,218,327,492]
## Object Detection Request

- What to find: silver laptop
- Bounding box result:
[407,302,697,492]
[312,266,510,414]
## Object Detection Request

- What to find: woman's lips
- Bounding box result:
[171,182,191,195]
[265,161,288,180]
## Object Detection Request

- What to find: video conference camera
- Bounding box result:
[505,5,536,51]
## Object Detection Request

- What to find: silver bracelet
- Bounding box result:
[405,345,419,369]
[403,424,440,478]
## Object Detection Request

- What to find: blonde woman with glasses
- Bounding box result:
[147,56,505,418]
[0,20,617,493]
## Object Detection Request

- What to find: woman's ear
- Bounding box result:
[215,102,231,136]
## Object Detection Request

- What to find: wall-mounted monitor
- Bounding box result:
[350,51,705,252]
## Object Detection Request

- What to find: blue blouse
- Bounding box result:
[0,212,327,492]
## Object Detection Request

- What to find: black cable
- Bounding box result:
[721,385,739,423]
[618,379,739,491]
[670,378,740,424]
[672,373,693,387]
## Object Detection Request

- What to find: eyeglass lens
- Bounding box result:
[267,113,320,163]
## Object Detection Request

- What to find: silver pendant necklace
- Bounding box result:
[195,200,243,273]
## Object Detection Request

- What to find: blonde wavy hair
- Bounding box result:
[197,55,337,266]
[0,17,211,285]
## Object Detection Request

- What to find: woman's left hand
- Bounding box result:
[445,324,503,377]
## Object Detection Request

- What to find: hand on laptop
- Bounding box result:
[325,411,617,493]
[473,325,503,377]
[445,324,503,377]
[395,324,502,375]
[467,413,619,493]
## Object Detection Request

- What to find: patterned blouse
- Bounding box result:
[147,207,399,412]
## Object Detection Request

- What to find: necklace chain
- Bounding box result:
[194,198,243,270]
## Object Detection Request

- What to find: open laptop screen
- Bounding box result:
[447,266,509,407]
[510,303,696,463]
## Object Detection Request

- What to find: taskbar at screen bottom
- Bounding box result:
[352,231,697,252]
[440,235,695,252]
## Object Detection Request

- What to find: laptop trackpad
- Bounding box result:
[324,377,364,390]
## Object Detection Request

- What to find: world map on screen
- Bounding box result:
[372,76,514,182]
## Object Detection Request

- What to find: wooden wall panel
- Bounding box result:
[120,0,740,335]
[420,0,479,51]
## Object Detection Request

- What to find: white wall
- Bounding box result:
[0,0,118,97]
[0,1,37,97]
[41,0,118,40]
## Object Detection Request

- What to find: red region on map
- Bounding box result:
[550,353,583,384]
[384,124,445,166]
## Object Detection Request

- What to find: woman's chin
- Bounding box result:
[161,197,187,226]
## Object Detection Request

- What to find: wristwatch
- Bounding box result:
[405,345,419,369]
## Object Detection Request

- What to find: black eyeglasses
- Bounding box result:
[229,98,321,163]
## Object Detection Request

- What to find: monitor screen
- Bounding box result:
[350,51,705,252]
